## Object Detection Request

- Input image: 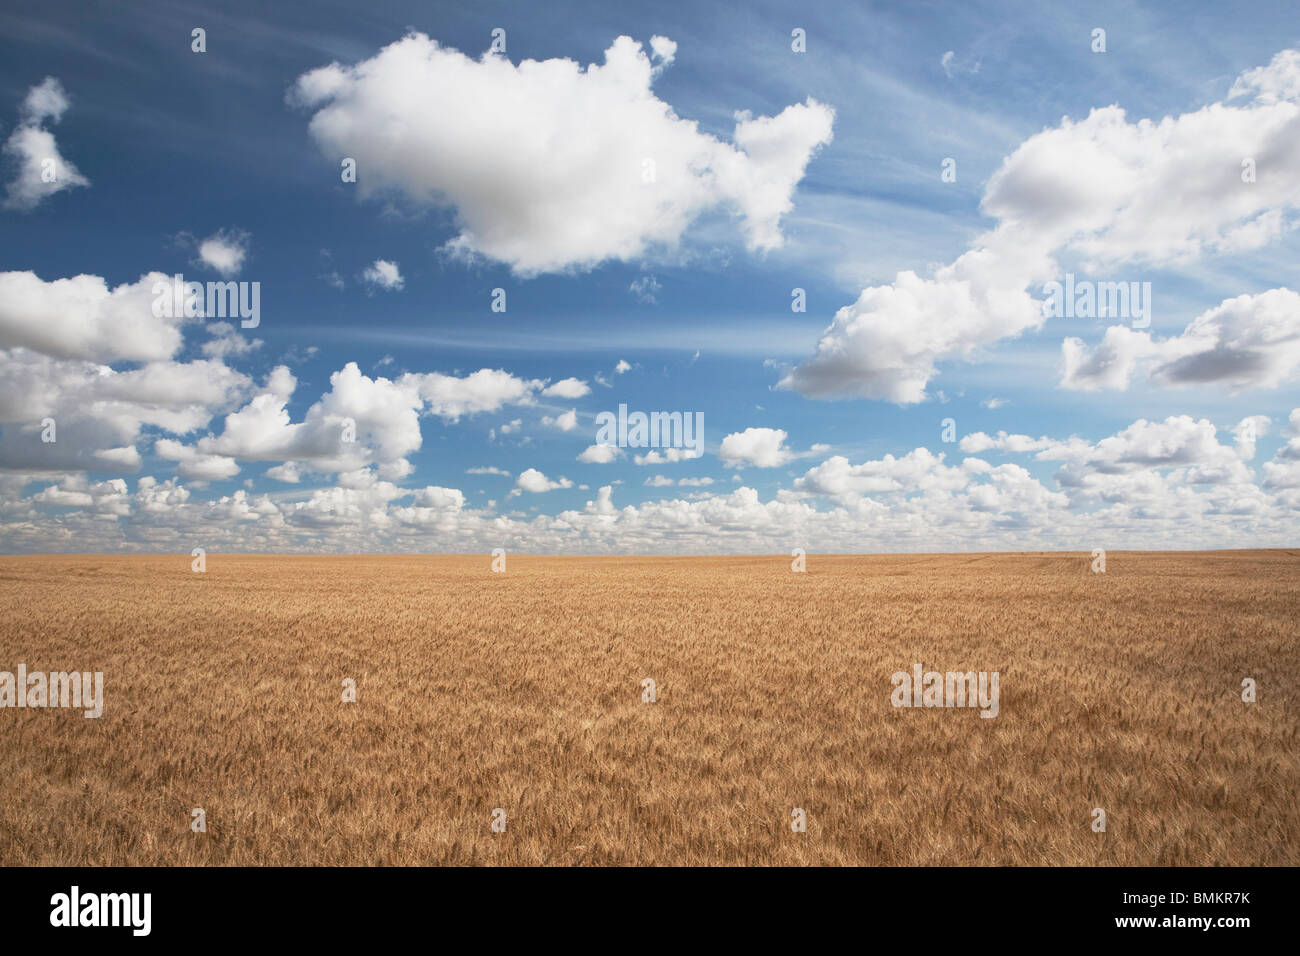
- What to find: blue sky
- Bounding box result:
[1,0,1298,553]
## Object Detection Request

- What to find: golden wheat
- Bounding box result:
[0,551,1296,865]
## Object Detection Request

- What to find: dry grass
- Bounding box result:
[0,550,1296,866]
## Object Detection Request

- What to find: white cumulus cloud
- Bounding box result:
[784,48,1300,403]
[719,427,793,468]
[514,468,573,494]
[288,33,833,275]
[196,229,251,277]
[361,259,404,291]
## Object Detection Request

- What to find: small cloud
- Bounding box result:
[629,274,662,304]
[615,359,632,374]
[466,465,510,476]
[719,427,792,468]
[542,409,579,431]
[279,344,319,365]
[512,467,573,495]
[21,77,72,125]
[578,443,622,463]
[201,320,262,359]
[1233,415,1270,460]
[3,77,90,211]
[543,377,590,399]
[981,397,1009,409]
[489,418,523,442]
[634,447,702,465]
[196,228,251,277]
[649,36,677,69]
[266,462,302,483]
[361,259,404,291]
[940,50,981,79]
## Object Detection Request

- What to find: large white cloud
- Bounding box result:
[288,33,834,275]
[402,367,541,421]
[957,415,1263,507]
[184,363,559,481]
[0,266,601,486]
[780,239,1046,403]
[0,352,251,473]
[0,271,187,363]
[784,48,1300,403]
[0,268,253,476]
[1062,288,1300,391]
[195,363,423,478]
[794,448,974,500]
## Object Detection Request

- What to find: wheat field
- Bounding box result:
[0,550,1296,866]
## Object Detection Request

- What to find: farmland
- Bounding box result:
[0,551,1296,865]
